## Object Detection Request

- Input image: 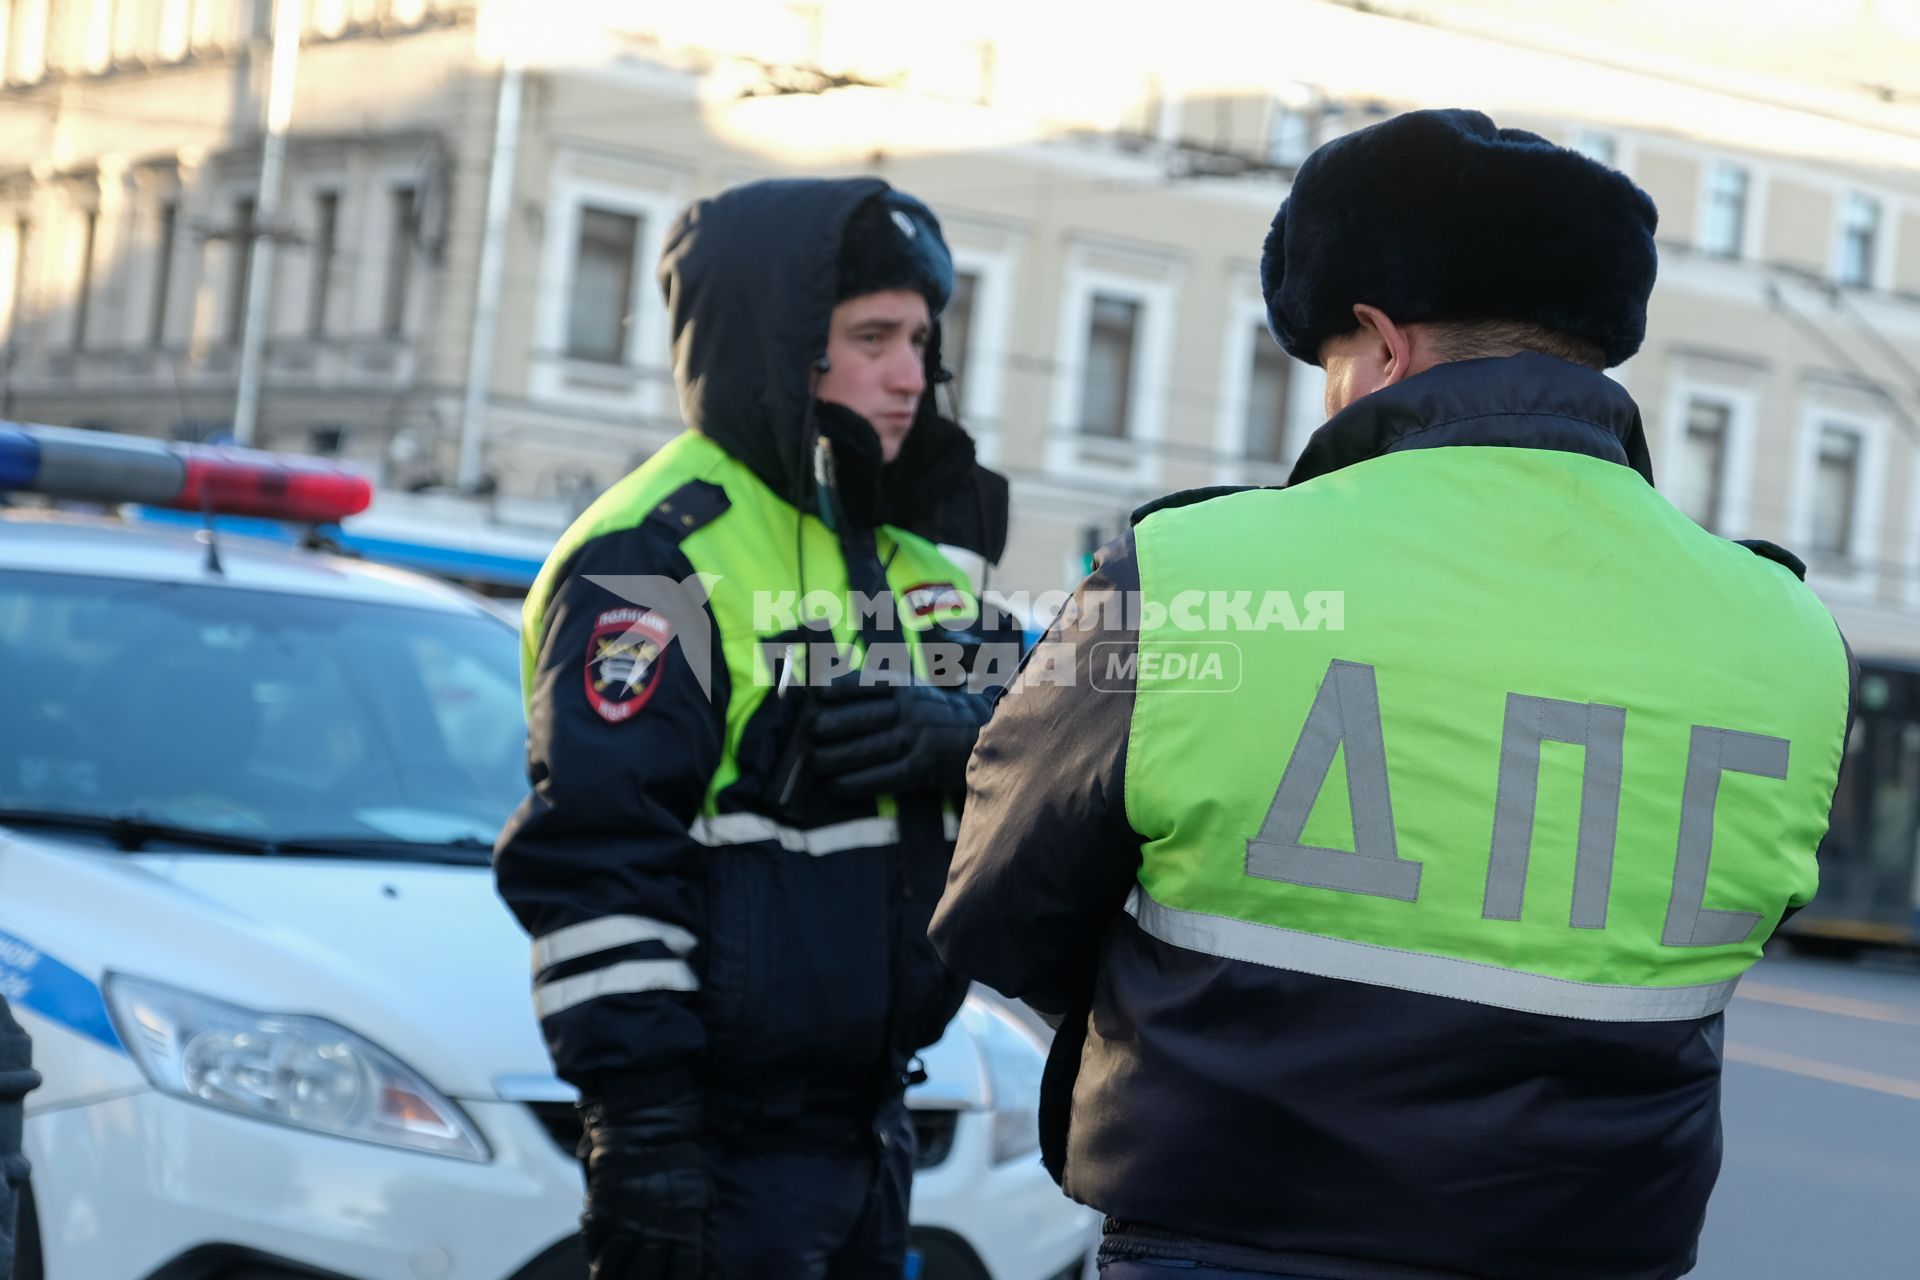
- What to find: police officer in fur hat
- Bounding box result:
[497,177,1016,1280]
[932,109,1853,1280]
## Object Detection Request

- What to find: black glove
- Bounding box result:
[806,674,991,797]
[578,1093,711,1280]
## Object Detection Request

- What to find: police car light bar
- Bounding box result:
[175,447,373,523]
[0,422,371,523]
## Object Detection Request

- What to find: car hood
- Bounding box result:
[142,851,553,1099]
[3,830,989,1109]
[0,826,547,1100]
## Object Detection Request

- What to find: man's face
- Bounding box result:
[817,289,930,464]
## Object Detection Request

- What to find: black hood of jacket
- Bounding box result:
[656,177,1007,562]
[1286,352,1656,488]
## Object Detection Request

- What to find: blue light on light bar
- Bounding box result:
[30,425,184,503]
[0,425,40,491]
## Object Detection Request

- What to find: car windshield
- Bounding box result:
[0,569,526,857]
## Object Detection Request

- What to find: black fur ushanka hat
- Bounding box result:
[1261,108,1658,368]
[835,192,954,315]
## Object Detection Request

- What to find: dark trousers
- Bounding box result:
[705,1096,915,1280]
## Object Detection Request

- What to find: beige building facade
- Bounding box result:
[5,0,1920,652]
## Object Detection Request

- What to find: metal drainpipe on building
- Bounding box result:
[456,10,527,494]
[231,0,306,450]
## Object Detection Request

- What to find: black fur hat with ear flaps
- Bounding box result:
[835,194,953,313]
[1260,108,1659,369]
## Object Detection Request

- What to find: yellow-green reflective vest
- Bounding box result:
[522,430,979,818]
[1125,446,1847,1020]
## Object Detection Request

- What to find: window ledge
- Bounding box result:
[1807,559,1878,603]
[558,359,641,394]
[1071,433,1137,463]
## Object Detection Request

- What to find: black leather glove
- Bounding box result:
[806,674,991,797]
[578,1093,710,1280]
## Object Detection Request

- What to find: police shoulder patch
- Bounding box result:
[585,607,674,723]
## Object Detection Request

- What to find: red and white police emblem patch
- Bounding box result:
[585,607,674,723]
[903,582,967,621]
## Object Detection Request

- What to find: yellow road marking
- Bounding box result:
[1725,1043,1920,1102]
[1736,981,1920,1028]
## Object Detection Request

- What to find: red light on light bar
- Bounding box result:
[170,447,373,523]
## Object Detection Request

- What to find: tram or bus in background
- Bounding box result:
[1784,656,1920,953]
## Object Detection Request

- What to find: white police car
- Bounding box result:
[0,425,1094,1280]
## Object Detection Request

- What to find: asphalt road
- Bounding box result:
[1692,945,1920,1278]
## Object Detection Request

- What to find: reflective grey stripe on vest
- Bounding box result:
[531,915,697,974]
[533,959,698,1018]
[690,813,898,856]
[1123,886,1741,1023]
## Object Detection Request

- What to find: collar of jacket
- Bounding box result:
[1285,352,1656,489]
[743,399,1006,563]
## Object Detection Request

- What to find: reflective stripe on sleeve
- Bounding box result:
[1124,886,1741,1023]
[531,915,697,974]
[533,959,698,1019]
[690,813,898,856]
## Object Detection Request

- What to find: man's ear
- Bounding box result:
[1352,303,1413,388]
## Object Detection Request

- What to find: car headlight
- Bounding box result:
[105,973,490,1162]
[960,993,1046,1166]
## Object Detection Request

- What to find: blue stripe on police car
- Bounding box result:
[0,929,124,1052]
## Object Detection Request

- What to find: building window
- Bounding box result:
[309,190,338,336]
[226,196,255,344]
[565,206,638,364]
[1671,398,1729,530]
[73,209,99,349]
[1702,162,1748,258]
[382,186,416,336]
[1838,193,1882,288]
[150,201,176,346]
[308,424,346,456]
[941,268,979,405]
[1570,130,1617,167]
[1245,327,1292,464]
[1811,424,1862,558]
[1079,294,1139,438]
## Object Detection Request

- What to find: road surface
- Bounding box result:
[1694,946,1920,1278]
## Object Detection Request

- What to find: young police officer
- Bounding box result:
[933,109,1853,1280]
[496,177,1012,1280]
